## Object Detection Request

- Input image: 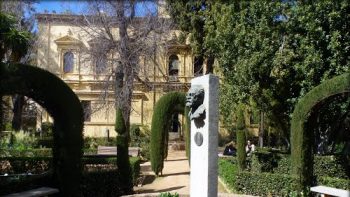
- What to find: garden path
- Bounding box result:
[131,150,255,197]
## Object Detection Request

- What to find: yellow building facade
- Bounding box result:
[35,12,199,137]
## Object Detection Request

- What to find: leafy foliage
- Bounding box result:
[205,1,350,144]
[0,12,31,61]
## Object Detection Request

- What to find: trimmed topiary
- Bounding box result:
[115,108,133,193]
[0,63,84,196]
[236,105,247,171]
[291,72,350,192]
[150,92,186,175]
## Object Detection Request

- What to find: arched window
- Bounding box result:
[63,51,74,73]
[168,55,179,80]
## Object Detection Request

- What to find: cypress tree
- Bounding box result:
[236,105,247,171]
[115,108,132,193]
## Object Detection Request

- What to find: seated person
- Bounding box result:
[223,142,237,156]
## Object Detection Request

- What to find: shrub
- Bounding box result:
[314,155,349,179]
[251,149,349,180]
[159,192,179,197]
[235,171,299,196]
[0,148,52,157]
[130,157,141,185]
[81,156,140,196]
[218,158,238,192]
[36,137,53,148]
[81,170,123,197]
[2,131,38,151]
[40,122,53,136]
[317,176,350,190]
[0,156,141,196]
[0,157,52,174]
[251,149,290,174]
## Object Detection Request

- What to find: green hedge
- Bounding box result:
[251,150,349,179]
[219,156,349,196]
[291,72,350,191]
[150,92,186,175]
[0,156,141,196]
[0,63,84,196]
[235,171,299,196]
[0,148,52,157]
[317,176,350,190]
[81,170,122,197]
[0,157,52,174]
[218,158,238,192]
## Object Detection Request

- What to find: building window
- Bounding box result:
[95,54,107,74]
[81,101,91,122]
[63,51,74,73]
[169,54,179,81]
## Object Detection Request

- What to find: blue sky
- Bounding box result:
[33,0,158,16]
[34,0,88,14]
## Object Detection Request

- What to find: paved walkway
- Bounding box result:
[127,150,254,197]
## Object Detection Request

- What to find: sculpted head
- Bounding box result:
[186,85,205,110]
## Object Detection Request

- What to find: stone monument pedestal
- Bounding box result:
[189,74,219,197]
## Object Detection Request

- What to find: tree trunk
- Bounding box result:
[114,1,133,193]
[259,111,264,147]
[12,95,24,131]
[0,95,3,131]
[204,56,214,74]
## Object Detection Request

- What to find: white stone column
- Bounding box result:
[190,74,219,197]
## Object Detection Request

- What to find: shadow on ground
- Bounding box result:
[135,186,185,194]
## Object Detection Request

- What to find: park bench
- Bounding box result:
[310,185,350,197]
[97,146,140,157]
[2,187,59,197]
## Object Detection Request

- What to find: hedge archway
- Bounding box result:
[150,92,189,175]
[0,63,84,196]
[291,72,350,192]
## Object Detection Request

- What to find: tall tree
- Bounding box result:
[71,1,172,192]
[204,1,350,147]
[0,1,35,131]
[165,0,214,75]
[0,12,32,131]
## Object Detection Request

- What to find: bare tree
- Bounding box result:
[74,0,173,191]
